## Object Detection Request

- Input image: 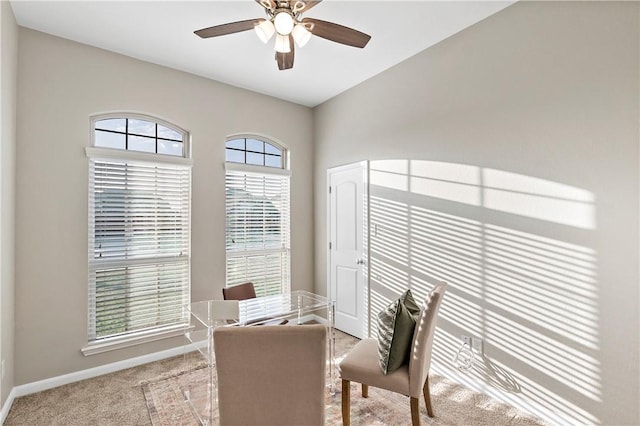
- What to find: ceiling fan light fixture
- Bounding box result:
[254,19,275,43]
[194,0,372,71]
[274,33,291,53]
[291,23,311,47]
[274,11,294,35]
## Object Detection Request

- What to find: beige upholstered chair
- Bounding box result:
[339,283,448,426]
[213,324,327,426]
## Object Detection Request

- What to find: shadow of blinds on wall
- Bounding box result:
[225,163,291,297]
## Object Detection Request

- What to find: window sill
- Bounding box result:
[81,325,187,356]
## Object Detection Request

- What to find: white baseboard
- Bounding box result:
[13,344,188,398]
[1,387,17,424]
[306,314,327,325]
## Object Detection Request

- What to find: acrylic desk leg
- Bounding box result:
[209,358,215,426]
[328,302,336,395]
[205,325,216,425]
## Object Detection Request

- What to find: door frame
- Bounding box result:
[326,161,371,338]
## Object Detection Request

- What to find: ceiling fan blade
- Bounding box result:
[276,36,295,70]
[302,18,371,48]
[194,19,260,39]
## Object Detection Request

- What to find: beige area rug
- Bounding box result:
[143,331,547,426]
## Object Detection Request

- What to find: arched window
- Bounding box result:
[224,136,290,296]
[225,137,285,168]
[84,114,191,353]
[93,116,186,157]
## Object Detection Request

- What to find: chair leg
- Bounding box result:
[342,379,351,426]
[410,397,420,426]
[362,384,368,398]
[423,376,434,417]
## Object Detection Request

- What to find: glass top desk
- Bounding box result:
[184,290,336,425]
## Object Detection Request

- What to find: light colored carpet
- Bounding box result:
[5,330,547,426]
[143,366,548,426]
[143,330,548,426]
[4,352,206,426]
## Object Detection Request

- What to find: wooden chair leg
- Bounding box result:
[362,384,368,398]
[423,376,434,417]
[410,397,420,426]
[342,379,351,426]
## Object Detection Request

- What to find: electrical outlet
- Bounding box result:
[472,337,483,354]
[461,335,471,347]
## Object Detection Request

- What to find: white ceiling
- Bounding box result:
[10,0,514,107]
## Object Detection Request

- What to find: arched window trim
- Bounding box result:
[225,134,288,170]
[90,112,191,159]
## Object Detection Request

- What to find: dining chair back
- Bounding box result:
[409,283,447,399]
[214,324,327,426]
[222,282,257,301]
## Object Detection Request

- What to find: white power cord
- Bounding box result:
[452,341,475,371]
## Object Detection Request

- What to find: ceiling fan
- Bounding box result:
[194,0,371,71]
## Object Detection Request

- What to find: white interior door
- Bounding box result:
[328,162,367,338]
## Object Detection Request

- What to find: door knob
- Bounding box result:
[356,258,366,265]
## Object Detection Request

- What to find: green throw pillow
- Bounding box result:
[377,297,417,375]
[400,289,421,318]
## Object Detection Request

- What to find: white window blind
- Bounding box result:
[88,157,191,341]
[225,169,290,296]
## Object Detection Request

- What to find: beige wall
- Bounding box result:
[0,0,18,408]
[15,28,314,384]
[7,2,640,424]
[313,2,638,425]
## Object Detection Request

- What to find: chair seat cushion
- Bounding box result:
[339,338,410,396]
